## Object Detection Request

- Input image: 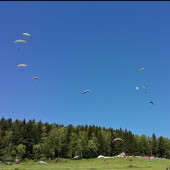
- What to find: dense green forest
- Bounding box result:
[0,118,170,161]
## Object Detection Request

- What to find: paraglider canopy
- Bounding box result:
[143,86,147,92]
[148,100,154,106]
[112,138,123,143]
[18,64,27,67]
[14,39,27,43]
[22,33,31,37]
[138,67,144,72]
[82,90,92,94]
[32,77,40,81]
[135,86,139,91]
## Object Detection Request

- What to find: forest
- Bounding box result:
[0,117,170,161]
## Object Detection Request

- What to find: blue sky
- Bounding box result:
[0,2,170,138]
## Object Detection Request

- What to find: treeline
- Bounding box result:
[0,117,170,161]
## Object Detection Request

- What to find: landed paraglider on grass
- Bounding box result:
[72,155,81,160]
[0,157,170,169]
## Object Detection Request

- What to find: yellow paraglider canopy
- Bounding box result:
[18,64,27,67]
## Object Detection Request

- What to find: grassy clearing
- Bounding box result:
[0,157,170,170]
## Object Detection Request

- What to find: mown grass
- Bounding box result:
[0,157,170,170]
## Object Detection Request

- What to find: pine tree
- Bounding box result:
[157,136,166,158]
[151,133,158,157]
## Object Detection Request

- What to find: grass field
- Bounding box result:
[0,157,170,170]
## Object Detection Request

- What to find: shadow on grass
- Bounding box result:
[126,164,152,168]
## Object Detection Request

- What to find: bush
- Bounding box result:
[54,158,68,163]
[23,158,29,162]
[39,156,48,162]
[4,155,14,162]
[14,168,20,170]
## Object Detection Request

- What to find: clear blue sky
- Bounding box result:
[0,2,170,138]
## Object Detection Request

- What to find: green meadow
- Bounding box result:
[0,158,170,170]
